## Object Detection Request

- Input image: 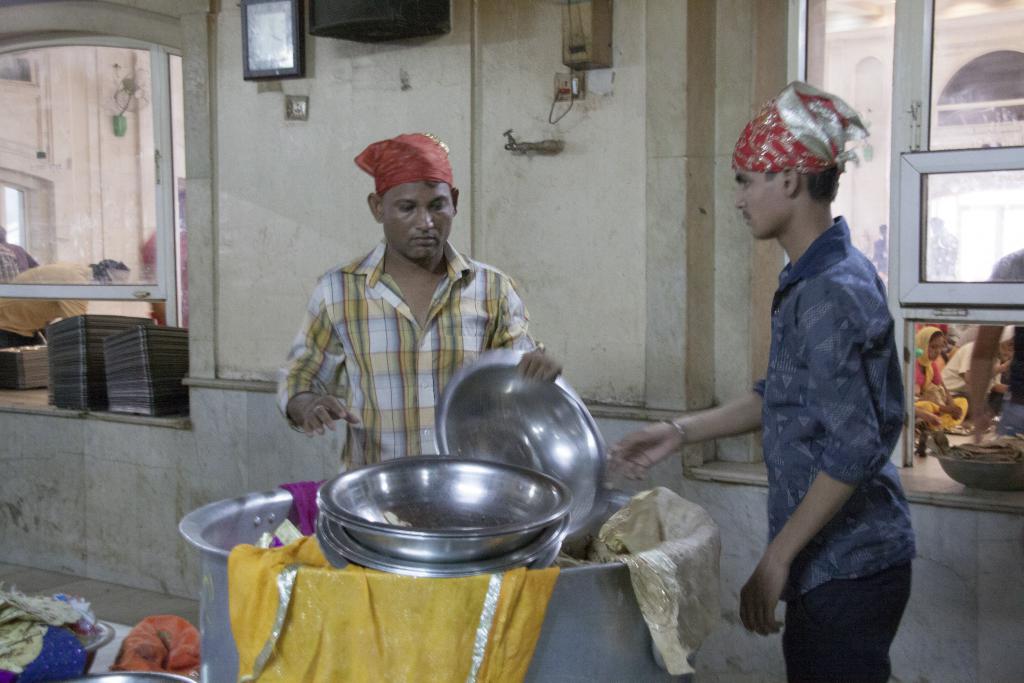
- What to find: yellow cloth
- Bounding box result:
[228,536,558,683]
[915,397,969,430]
[0,264,90,337]
[914,325,969,427]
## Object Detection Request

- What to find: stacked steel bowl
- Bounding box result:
[316,456,573,577]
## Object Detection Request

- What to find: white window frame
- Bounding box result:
[799,0,1024,465]
[0,37,179,325]
[898,146,1024,307]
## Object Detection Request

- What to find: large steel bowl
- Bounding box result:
[318,456,572,563]
[935,454,1024,490]
[435,350,607,538]
[317,513,568,577]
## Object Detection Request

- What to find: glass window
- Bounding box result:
[0,46,155,286]
[931,0,1024,151]
[806,0,895,283]
[2,185,25,246]
[805,1,1024,468]
[923,170,1024,282]
[0,42,185,323]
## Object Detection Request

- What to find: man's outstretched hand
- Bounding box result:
[287,392,360,436]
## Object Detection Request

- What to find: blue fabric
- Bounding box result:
[1010,327,1024,404]
[754,217,915,599]
[998,401,1024,437]
[783,562,912,683]
[16,625,87,682]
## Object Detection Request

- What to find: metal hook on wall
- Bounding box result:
[503,129,565,156]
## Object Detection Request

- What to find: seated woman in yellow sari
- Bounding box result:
[914,326,968,431]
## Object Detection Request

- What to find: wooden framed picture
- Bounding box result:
[241,0,305,80]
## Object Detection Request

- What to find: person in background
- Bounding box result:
[0,243,19,283]
[0,260,129,347]
[969,248,1024,440]
[872,223,888,282]
[941,326,1012,416]
[610,82,915,683]
[915,321,952,372]
[927,216,959,281]
[0,224,39,273]
[914,326,968,431]
[278,133,560,468]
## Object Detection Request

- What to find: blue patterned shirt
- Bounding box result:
[754,218,915,599]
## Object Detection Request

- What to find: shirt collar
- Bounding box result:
[342,240,472,287]
[777,216,851,291]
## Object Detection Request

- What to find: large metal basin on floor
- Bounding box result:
[180,489,689,682]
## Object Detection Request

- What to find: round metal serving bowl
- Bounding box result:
[80,621,116,673]
[317,456,572,563]
[436,349,607,538]
[317,513,568,577]
[934,454,1024,491]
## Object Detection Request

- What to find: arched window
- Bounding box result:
[937,50,1024,127]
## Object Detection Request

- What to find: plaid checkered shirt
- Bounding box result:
[278,240,536,468]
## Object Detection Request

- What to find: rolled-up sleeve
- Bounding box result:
[802,284,887,484]
[276,278,347,421]
[490,276,537,352]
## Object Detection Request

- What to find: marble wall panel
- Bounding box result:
[977,510,1024,682]
[891,505,979,682]
[188,388,249,505]
[0,448,86,575]
[83,455,145,588]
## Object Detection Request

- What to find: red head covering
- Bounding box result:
[732,81,868,174]
[354,133,457,204]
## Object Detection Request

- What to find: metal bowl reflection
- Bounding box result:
[435,350,607,537]
[56,674,197,682]
[317,514,567,577]
[317,456,572,563]
[935,454,1024,491]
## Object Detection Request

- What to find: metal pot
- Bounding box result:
[180,488,687,682]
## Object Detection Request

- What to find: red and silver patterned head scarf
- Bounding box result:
[732,81,868,174]
[354,133,458,206]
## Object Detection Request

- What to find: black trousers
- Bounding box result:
[783,562,912,683]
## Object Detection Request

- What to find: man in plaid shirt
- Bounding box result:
[279,133,560,467]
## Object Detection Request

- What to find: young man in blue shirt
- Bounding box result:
[611,82,915,683]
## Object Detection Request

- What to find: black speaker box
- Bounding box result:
[309,0,451,43]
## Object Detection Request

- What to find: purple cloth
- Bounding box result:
[17,625,86,682]
[280,480,324,537]
[0,671,18,683]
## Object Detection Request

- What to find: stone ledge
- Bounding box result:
[687,460,1024,515]
[0,389,191,429]
[182,376,276,393]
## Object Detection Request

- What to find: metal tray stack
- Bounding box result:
[103,325,189,416]
[46,315,153,410]
[316,457,572,577]
[0,345,49,389]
